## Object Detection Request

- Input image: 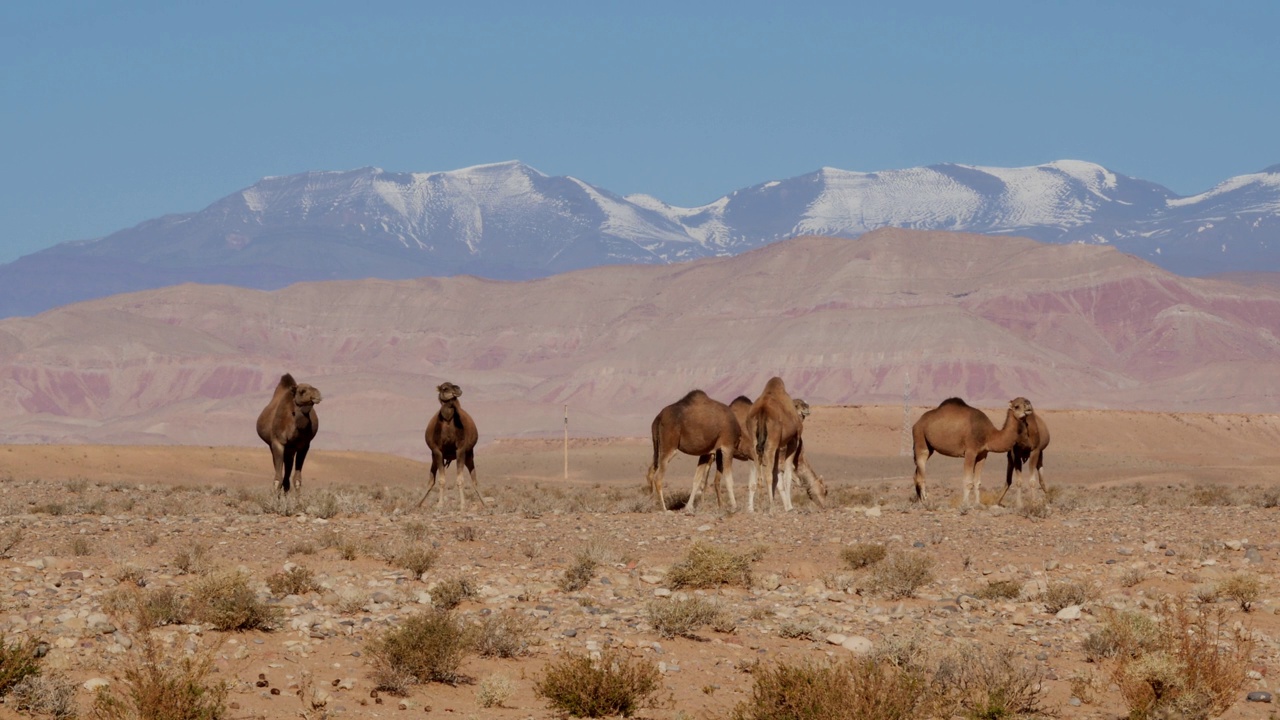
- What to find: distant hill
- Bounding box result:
[3,160,1280,317]
[2,229,1277,457]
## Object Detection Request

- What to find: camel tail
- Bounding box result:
[755,417,768,459]
[649,417,662,472]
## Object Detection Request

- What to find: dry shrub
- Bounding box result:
[840,543,887,570]
[558,552,598,593]
[1015,499,1052,519]
[1108,601,1253,720]
[973,579,1022,601]
[189,571,281,631]
[266,566,321,597]
[431,576,477,610]
[9,673,76,719]
[1039,580,1096,613]
[1216,572,1262,612]
[868,551,935,600]
[646,597,728,639]
[0,526,23,558]
[729,657,929,720]
[777,620,821,641]
[387,544,437,579]
[286,540,316,556]
[366,609,471,691]
[171,543,211,576]
[89,633,227,720]
[534,648,662,718]
[1190,484,1235,506]
[454,525,478,542]
[0,634,44,696]
[1082,609,1162,662]
[948,648,1051,720]
[303,491,341,519]
[1119,566,1146,588]
[401,521,430,542]
[470,613,534,658]
[70,537,93,556]
[828,486,876,508]
[477,673,514,708]
[666,542,764,589]
[1192,583,1219,605]
[103,587,191,630]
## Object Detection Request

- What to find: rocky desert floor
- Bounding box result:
[0,404,1277,719]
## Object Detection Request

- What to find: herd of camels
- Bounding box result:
[255,373,1051,513]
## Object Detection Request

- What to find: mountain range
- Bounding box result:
[2,160,1279,317]
[2,230,1277,457]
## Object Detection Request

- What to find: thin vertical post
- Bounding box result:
[563,403,569,480]
[900,370,912,457]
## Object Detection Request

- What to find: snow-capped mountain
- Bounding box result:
[1,159,1278,317]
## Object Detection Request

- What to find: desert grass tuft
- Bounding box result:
[1216,572,1262,612]
[1039,579,1097,613]
[839,542,887,570]
[102,586,191,630]
[558,552,599,593]
[665,542,764,589]
[534,648,662,718]
[189,571,281,631]
[470,613,535,658]
[88,632,227,720]
[430,576,478,610]
[867,551,935,600]
[0,634,45,696]
[646,597,729,639]
[973,579,1022,601]
[385,543,437,579]
[728,657,929,720]
[366,608,471,691]
[9,673,75,719]
[476,673,514,709]
[265,566,321,597]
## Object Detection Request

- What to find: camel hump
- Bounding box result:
[677,389,709,404]
[731,395,752,405]
[279,373,298,389]
[762,376,787,394]
[939,397,969,408]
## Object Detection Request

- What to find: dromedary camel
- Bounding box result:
[701,396,826,510]
[744,377,803,513]
[997,408,1050,508]
[911,397,1031,507]
[255,373,322,497]
[417,382,483,511]
[646,390,743,513]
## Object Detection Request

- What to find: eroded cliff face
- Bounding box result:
[2,231,1278,455]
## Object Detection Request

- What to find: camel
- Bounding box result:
[744,377,804,513]
[646,390,743,513]
[700,396,826,510]
[255,373,322,497]
[417,382,483,511]
[911,397,1032,507]
[997,408,1051,508]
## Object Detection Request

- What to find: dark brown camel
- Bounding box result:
[998,408,1050,508]
[255,373,322,497]
[911,397,1031,507]
[646,390,743,513]
[417,382,483,511]
[744,377,803,513]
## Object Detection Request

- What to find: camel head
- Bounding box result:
[1008,397,1033,419]
[793,399,811,420]
[293,383,322,407]
[437,382,463,403]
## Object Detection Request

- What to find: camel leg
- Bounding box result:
[972,452,988,508]
[748,457,766,514]
[913,447,932,504]
[1032,449,1047,502]
[415,451,444,509]
[647,448,677,512]
[281,446,297,495]
[721,452,737,512]
[997,453,1016,507]
[270,442,287,497]
[462,450,483,508]
[686,454,714,514]
[293,444,310,497]
[961,451,978,507]
[778,453,795,512]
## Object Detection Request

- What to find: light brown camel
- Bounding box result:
[417,382,483,511]
[255,373,322,497]
[911,397,1031,507]
[646,390,743,513]
[997,408,1050,508]
[702,396,826,510]
[744,377,803,513]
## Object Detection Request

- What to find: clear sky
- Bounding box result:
[2,1,1278,263]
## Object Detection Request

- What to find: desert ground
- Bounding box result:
[0,404,1277,719]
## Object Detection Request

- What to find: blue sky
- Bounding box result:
[1,1,1277,263]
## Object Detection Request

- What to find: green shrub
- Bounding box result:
[534,649,661,718]
[366,609,471,690]
[0,634,44,696]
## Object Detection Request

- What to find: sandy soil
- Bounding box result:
[0,404,1277,719]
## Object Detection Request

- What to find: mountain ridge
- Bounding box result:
[3,159,1280,317]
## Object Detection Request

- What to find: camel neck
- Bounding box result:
[439,402,457,422]
[989,409,1020,452]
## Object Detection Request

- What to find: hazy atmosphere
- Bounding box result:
[3,1,1279,262]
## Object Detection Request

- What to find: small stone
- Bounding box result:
[841,636,873,655]
[1044,560,1059,571]
[83,678,110,692]
[1246,691,1272,703]
[1116,547,1133,556]
[563,628,577,638]
[1068,697,1081,707]
[1055,605,1082,621]
[1245,548,1263,563]
[825,633,848,645]
[1165,549,1176,556]
[864,506,881,518]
